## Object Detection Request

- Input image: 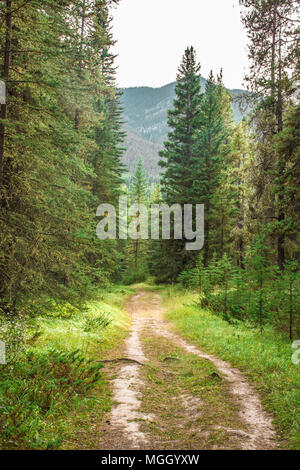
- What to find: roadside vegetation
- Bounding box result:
[160,285,300,449]
[0,286,132,450]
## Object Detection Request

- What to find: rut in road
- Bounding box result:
[98,290,278,450]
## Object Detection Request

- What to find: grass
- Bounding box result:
[34,286,132,357]
[0,285,133,450]
[2,281,298,449]
[161,285,300,450]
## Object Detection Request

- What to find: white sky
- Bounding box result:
[111,0,249,90]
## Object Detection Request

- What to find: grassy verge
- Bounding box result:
[161,286,300,450]
[0,285,133,450]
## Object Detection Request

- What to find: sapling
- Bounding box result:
[245,234,273,333]
[280,260,299,341]
[213,254,235,320]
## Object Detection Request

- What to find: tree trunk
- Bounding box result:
[277,22,285,270]
[134,240,138,269]
[75,0,86,130]
[238,237,245,269]
[289,280,293,341]
[204,201,210,267]
[0,0,12,192]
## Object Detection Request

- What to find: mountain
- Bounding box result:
[120,79,246,182]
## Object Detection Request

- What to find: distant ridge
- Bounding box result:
[120,78,245,181]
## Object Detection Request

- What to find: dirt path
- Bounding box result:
[98,290,278,450]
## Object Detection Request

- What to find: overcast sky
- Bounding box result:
[111,0,249,90]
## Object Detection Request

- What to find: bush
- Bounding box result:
[84,312,112,332]
[176,247,300,336]
[0,349,103,449]
[122,265,148,285]
[0,316,28,364]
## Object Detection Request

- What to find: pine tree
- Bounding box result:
[240,0,300,269]
[194,71,234,265]
[273,104,300,260]
[91,0,125,206]
[228,119,254,268]
[84,0,126,286]
[0,1,125,317]
[149,183,162,204]
[130,157,148,206]
[159,46,202,205]
[246,234,274,332]
[125,158,149,277]
[155,47,203,280]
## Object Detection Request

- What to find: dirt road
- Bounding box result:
[98,290,278,450]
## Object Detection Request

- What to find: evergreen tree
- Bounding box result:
[279,260,300,341]
[159,46,202,205]
[240,0,300,269]
[195,71,234,265]
[228,119,254,268]
[149,183,162,204]
[246,234,274,332]
[156,47,202,280]
[0,1,125,317]
[273,104,300,260]
[123,158,149,281]
[130,157,148,207]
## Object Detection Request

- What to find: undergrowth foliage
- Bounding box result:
[165,286,300,449]
[0,285,131,450]
[84,312,112,332]
[178,246,300,338]
[0,349,104,449]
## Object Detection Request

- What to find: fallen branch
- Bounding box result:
[95,357,145,366]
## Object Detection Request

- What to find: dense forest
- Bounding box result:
[0,0,299,452]
[0,0,125,321]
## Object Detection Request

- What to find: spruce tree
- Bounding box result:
[228,119,254,268]
[0,1,125,317]
[125,158,149,278]
[159,46,202,205]
[156,47,202,280]
[274,104,300,260]
[240,0,299,269]
[195,71,234,265]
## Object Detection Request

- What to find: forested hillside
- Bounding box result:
[121,80,247,180]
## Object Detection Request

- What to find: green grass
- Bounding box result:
[34,285,132,357]
[161,286,300,450]
[0,285,133,450]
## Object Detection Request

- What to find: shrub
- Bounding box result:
[176,243,300,336]
[0,316,28,364]
[0,349,103,449]
[122,265,148,285]
[84,312,112,333]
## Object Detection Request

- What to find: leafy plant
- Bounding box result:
[0,349,104,449]
[84,313,112,333]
